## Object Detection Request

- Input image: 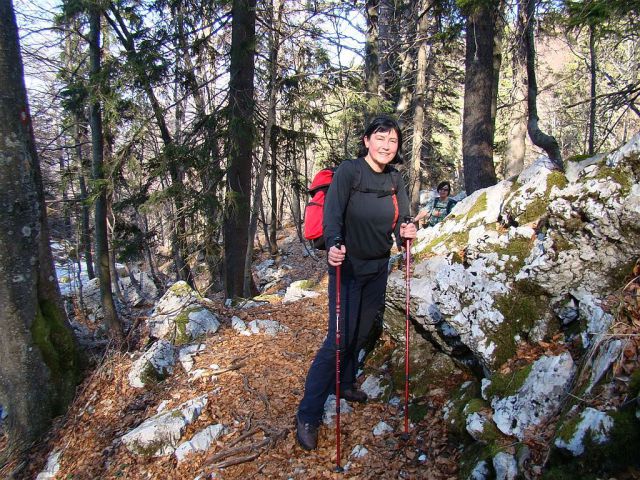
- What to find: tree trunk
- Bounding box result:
[243,0,282,297]
[365,0,380,122]
[588,23,596,155]
[378,0,398,102]
[462,1,499,195]
[408,0,431,213]
[88,6,123,343]
[522,0,563,170]
[172,3,224,291]
[0,0,84,456]
[505,24,528,178]
[224,0,256,298]
[269,128,278,254]
[75,121,95,280]
[105,4,195,288]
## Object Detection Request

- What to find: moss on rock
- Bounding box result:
[172,306,204,345]
[491,280,548,367]
[484,363,533,399]
[545,408,640,478]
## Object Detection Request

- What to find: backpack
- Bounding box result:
[303,161,400,250]
[303,167,335,249]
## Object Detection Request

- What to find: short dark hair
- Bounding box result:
[437,181,451,192]
[357,115,404,164]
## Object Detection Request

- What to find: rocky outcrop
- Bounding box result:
[383,134,640,479]
[147,281,220,345]
[120,395,208,456]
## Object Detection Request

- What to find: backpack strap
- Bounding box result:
[353,161,399,197]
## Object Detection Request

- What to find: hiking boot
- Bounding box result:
[342,388,368,403]
[296,415,318,451]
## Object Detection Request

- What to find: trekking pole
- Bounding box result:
[333,236,344,473]
[403,217,413,440]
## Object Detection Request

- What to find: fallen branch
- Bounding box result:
[198,356,248,377]
[211,450,262,469]
[203,426,288,471]
[242,376,271,414]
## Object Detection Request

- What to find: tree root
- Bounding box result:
[203,425,288,471]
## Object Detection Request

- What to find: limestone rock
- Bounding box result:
[283,279,320,303]
[492,452,518,480]
[175,424,226,462]
[322,394,352,426]
[35,450,61,480]
[128,340,176,388]
[490,352,575,439]
[148,281,220,345]
[554,407,613,456]
[247,319,289,336]
[121,395,208,456]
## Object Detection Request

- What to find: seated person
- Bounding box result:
[415,181,457,228]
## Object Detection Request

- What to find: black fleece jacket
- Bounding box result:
[323,157,410,275]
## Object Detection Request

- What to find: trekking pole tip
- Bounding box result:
[333,465,344,473]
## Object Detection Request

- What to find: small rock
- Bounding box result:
[373,421,393,436]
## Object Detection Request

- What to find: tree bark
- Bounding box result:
[378,0,398,102]
[224,0,256,298]
[522,0,563,170]
[408,0,432,212]
[462,1,499,195]
[588,23,596,155]
[0,0,84,456]
[268,128,278,254]
[365,0,380,123]
[75,121,95,280]
[505,20,528,178]
[243,0,282,297]
[88,6,123,343]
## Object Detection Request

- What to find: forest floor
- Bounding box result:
[1,228,465,480]
[2,228,639,479]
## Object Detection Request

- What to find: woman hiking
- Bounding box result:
[296,115,417,451]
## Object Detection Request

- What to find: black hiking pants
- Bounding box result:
[297,258,388,425]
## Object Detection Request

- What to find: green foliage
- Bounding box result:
[112,219,148,262]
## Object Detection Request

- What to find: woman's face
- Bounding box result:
[438,185,450,199]
[363,128,399,172]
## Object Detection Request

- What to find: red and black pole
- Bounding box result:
[333,236,344,473]
[403,217,413,440]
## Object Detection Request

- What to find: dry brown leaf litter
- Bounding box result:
[2,235,638,479]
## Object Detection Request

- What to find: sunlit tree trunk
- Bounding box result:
[522,0,563,170]
[105,4,195,288]
[505,23,527,178]
[243,0,282,296]
[462,1,499,194]
[408,0,431,212]
[588,24,596,155]
[364,0,380,123]
[88,6,123,343]
[74,121,95,280]
[269,129,278,254]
